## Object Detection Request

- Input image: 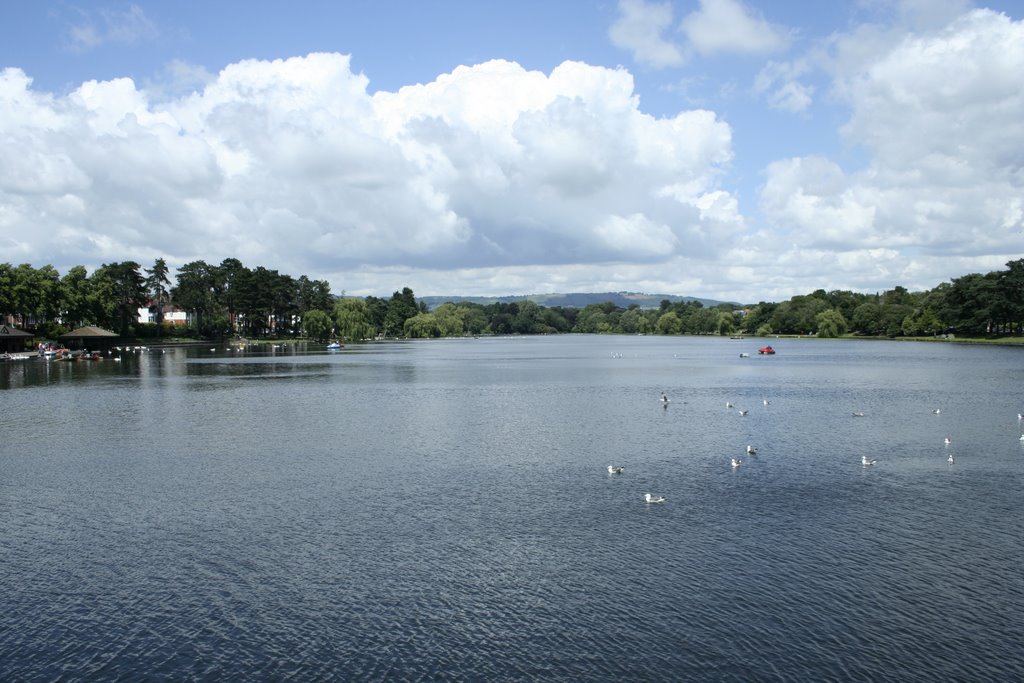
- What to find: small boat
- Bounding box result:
[758,346,776,355]
[327,342,343,350]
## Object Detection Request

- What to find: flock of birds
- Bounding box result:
[101,343,293,360]
[611,394,1024,505]
[105,344,166,362]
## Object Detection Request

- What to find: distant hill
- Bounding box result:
[419,292,731,311]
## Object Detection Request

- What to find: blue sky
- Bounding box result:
[2,0,1023,302]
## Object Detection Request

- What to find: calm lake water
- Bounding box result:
[2,335,1023,682]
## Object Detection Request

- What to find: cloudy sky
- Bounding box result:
[2,0,1022,303]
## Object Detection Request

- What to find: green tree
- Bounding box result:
[1001,259,1024,333]
[433,303,466,337]
[815,309,848,338]
[145,258,172,335]
[880,304,914,337]
[216,258,247,334]
[619,307,648,334]
[573,306,609,333]
[9,264,43,325]
[334,298,375,341]
[851,302,882,335]
[690,307,720,335]
[60,266,93,329]
[512,300,543,334]
[296,275,334,314]
[302,309,333,341]
[656,311,682,335]
[172,260,217,333]
[460,304,490,335]
[742,302,777,334]
[717,311,736,336]
[35,265,62,324]
[403,312,439,338]
[0,263,12,317]
[92,261,146,335]
[384,287,419,337]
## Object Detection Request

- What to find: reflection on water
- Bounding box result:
[2,336,1023,681]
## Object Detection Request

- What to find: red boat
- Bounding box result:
[758,346,776,355]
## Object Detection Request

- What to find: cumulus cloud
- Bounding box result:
[679,0,792,57]
[756,8,1024,293]
[609,0,685,68]
[611,0,792,68]
[0,54,740,296]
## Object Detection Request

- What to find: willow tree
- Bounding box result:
[334,298,375,341]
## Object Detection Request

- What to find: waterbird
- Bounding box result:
[947,453,955,464]
[933,408,941,414]
[660,392,669,404]
[763,399,770,406]
[746,445,758,455]
[731,458,742,468]
[862,455,878,466]
[1019,434,1024,442]
[738,409,748,416]
[944,436,952,446]
[726,402,734,408]
[607,465,624,474]
[852,411,865,417]
[739,353,749,358]
[644,493,665,504]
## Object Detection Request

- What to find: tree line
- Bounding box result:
[1,258,1021,342]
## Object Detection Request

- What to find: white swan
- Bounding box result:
[862,455,877,466]
[607,465,624,474]
[644,493,665,504]
[746,445,758,455]
[731,457,742,468]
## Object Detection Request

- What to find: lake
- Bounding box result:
[2,335,1023,681]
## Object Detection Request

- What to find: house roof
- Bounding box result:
[0,324,32,338]
[60,326,119,338]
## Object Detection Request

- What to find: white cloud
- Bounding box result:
[0,54,739,297]
[609,0,685,68]
[679,0,792,57]
[754,60,814,112]
[66,4,158,52]
[754,8,1024,295]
